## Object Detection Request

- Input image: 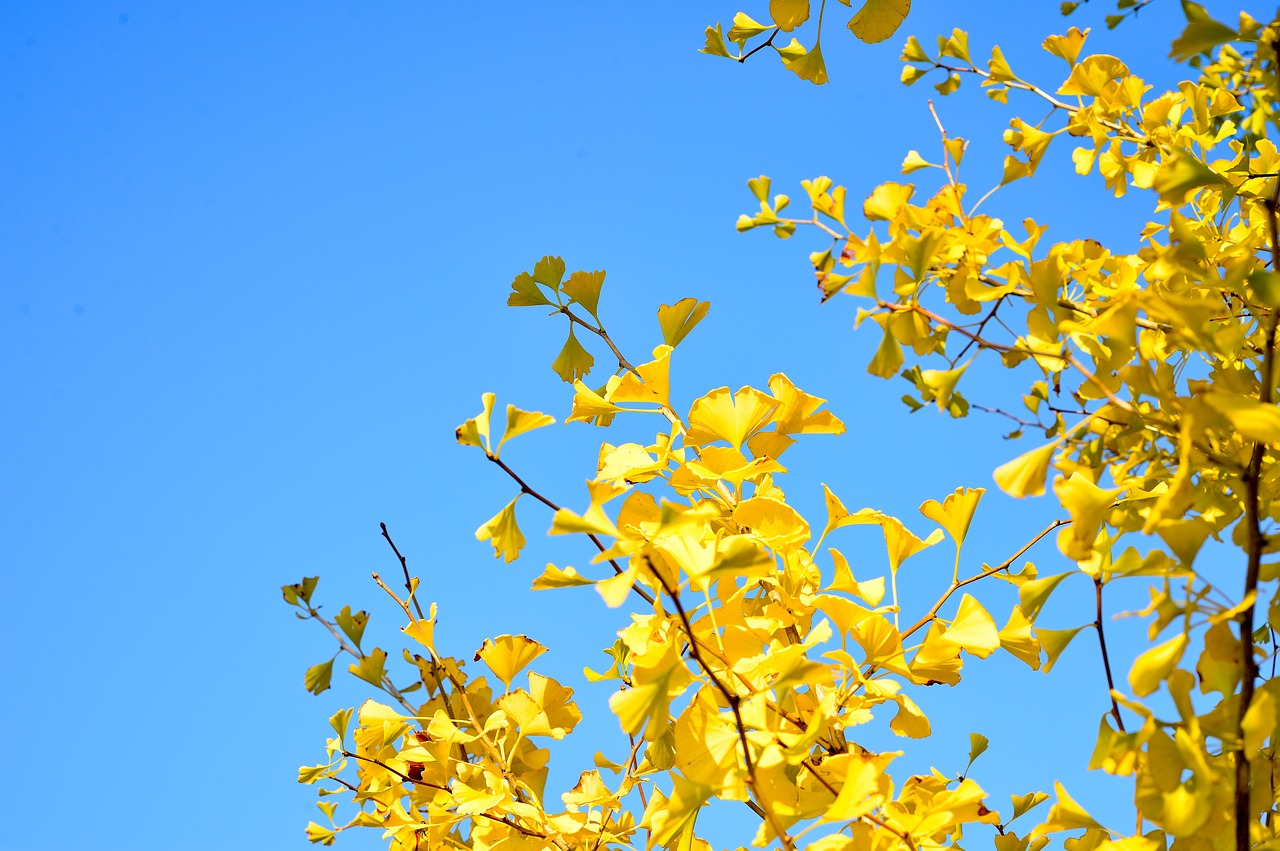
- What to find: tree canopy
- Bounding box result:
[287,4,1280,851]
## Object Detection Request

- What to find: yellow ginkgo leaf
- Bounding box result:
[994,441,1059,497]
[827,547,886,605]
[608,345,673,408]
[455,392,497,451]
[881,515,944,572]
[770,0,811,31]
[848,0,911,43]
[1039,626,1085,673]
[821,757,884,821]
[1029,782,1108,837]
[863,182,915,222]
[552,328,595,384]
[733,495,811,551]
[1203,391,1280,443]
[919,487,985,550]
[999,606,1041,670]
[1018,571,1074,621]
[657,298,710,347]
[401,602,439,649]
[852,615,912,678]
[784,41,828,85]
[531,563,595,591]
[769,373,846,435]
[475,634,549,689]
[889,693,931,738]
[566,380,622,425]
[1054,473,1122,561]
[939,594,1000,659]
[1129,632,1188,697]
[560,269,605,320]
[686,386,779,449]
[496,404,555,453]
[475,495,525,563]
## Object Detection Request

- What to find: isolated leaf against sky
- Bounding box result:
[658,297,711,347]
[769,373,846,435]
[475,634,548,689]
[994,441,1059,498]
[496,404,555,453]
[784,42,829,85]
[475,495,526,563]
[770,0,811,31]
[919,486,984,552]
[848,0,911,43]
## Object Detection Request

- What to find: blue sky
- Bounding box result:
[0,2,1258,848]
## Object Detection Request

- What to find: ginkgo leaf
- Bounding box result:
[939,594,1000,658]
[561,269,605,320]
[969,732,990,764]
[498,672,581,738]
[304,659,334,695]
[1029,782,1107,837]
[699,23,733,58]
[1129,632,1188,697]
[919,487,985,550]
[686,386,779,448]
[784,42,828,85]
[475,634,549,689]
[1203,391,1280,443]
[1038,627,1085,673]
[1055,473,1121,561]
[349,648,387,687]
[658,298,711,347]
[822,758,884,821]
[566,380,622,425]
[994,441,1059,497]
[508,271,554,307]
[552,329,595,383]
[476,495,526,563]
[827,547,886,605]
[497,404,555,452]
[334,605,369,650]
[770,0,811,31]
[401,604,438,649]
[881,515,944,572]
[734,495,811,550]
[890,693,931,738]
[867,327,904,377]
[456,392,497,452]
[729,12,774,44]
[608,346,672,408]
[532,255,566,290]
[999,606,1042,670]
[770,373,845,435]
[1019,572,1074,621]
[531,563,595,591]
[849,0,912,45]
[852,615,912,678]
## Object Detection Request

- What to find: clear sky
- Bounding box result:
[0,2,1258,848]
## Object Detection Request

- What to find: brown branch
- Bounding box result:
[1235,176,1280,851]
[381,522,424,620]
[341,751,551,841]
[738,27,780,63]
[901,518,1071,642]
[643,556,797,851]
[483,453,656,606]
[559,306,640,377]
[1093,577,1126,732]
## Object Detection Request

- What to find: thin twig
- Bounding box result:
[1093,577,1126,732]
[381,522,424,620]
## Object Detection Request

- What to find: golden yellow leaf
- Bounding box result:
[496,404,555,453]
[475,495,526,563]
[919,487,985,550]
[1029,782,1107,837]
[1128,632,1188,697]
[999,606,1042,670]
[475,634,548,689]
[994,441,1058,498]
[848,0,911,44]
[890,693,931,738]
[1203,391,1280,444]
[770,0,811,31]
[1054,473,1121,561]
[939,594,1000,659]
[686,386,779,449]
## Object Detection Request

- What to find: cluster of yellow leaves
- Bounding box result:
[735,5,1280,849]
[288,6,1280,851]
[701,0,912,84]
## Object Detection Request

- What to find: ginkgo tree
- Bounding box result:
[285,3,1280,851]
